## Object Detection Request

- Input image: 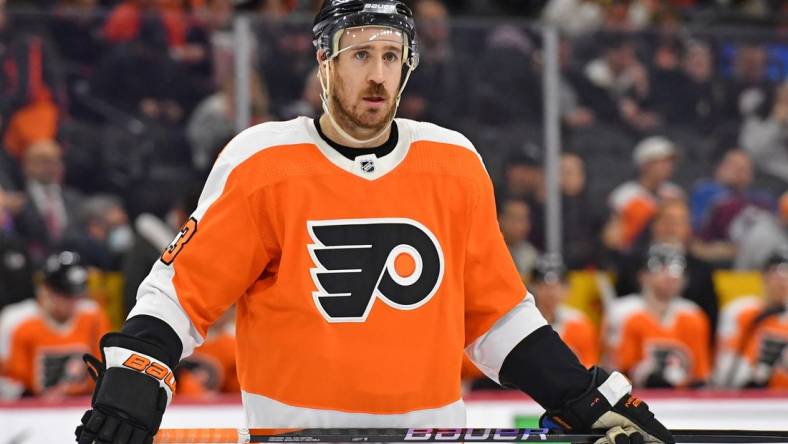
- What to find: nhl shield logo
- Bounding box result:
[360,159,375,173]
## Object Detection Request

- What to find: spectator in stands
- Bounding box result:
[281,66,322,120]
[615,199,720,338]
[0,186,34,310]
[734,191,788,270]
[690,149,759,232]
[187,68,273,172]
[724,44,773,122]
[60,194,132,271]
[398,0,470,127]
[176,306,239,396]
[541,0,605,37]
[652,40,725,132]
[0,11,66,160]
[560,153,599,268]
[604,136,683,252]
[714,248,787,389]
[497,196,538,280]
[579,33,659,132]
[13,140,82,264]
[530,255,599,367]
[0,251,109,399]
[557,39,596,129]
[102,0,187,49]
[605,243,711,388]
[173,0,235,113]
[473,24,542,126]
[91,16,184,121]
[122,189,199,315]
[501,152,543,203]
[740,79,788,183]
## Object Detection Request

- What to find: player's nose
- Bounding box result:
[367,57,387,84]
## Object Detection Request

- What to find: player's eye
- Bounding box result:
[384,51,400,63]
[354,50,369,61]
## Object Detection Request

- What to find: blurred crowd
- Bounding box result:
[0,0,787,400]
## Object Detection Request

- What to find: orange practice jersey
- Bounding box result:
[554,306,599,368]
[716,298,787,389]
[129,117,545,426]
[605,295,710,386]
[0,298,110,396]
[177,324,239,396]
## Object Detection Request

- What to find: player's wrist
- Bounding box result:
[100,338,177,405]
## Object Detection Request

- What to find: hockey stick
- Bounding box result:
[154,428,788,444]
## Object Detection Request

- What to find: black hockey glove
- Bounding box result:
[75,333,175,444]
[540,367,674,444]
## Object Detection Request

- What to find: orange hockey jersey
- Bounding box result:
[605,295,710,387]
[129,117,548,427]
[715,297,787,389]
[554,306,599,368]
[0,298,110,396]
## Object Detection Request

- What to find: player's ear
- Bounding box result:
[316,49,328,64]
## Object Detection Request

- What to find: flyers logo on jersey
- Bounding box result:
[307,218,444,323]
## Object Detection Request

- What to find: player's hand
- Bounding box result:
[540,367,674,444]
[75,334,174,444]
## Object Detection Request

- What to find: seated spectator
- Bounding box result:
[605,244,711,388]
[500,152,543,203]
[724,44,773,122]
[604,136,683,252]
[740,80,788,183]
[187,69,273,172]
[652,40,724,132]
[1,32,65,160]
[497,196,538,280]
[0,251,110,399]
[103,0,187,49]
[531,255,599,368]
[60,194,133,271]
[398,0,470,127]
[13,140,83,264]
[281,66,322,120]
[714,249,787,389]
[579,33,659,132]
[91,16,184,121]
[559,153,599,268]
[0,187,34,310]
[690,149,759,232]
[734,191,788,270]
[176,307,239,396]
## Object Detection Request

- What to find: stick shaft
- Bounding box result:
[154,428,788,444]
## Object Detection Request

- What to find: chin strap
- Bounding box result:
[317,50,416,146]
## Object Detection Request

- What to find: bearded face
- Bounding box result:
[321,26,406,139]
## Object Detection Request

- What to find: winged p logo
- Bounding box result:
[307,218,444,322]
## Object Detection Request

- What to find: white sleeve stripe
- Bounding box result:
[129,272,202,359]
[465,293,548,385]
[598,371,632,406]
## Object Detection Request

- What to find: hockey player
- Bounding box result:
[0,251,109,399]
[75,2,674,443]
[714,249,787,388]
[531,256,599,368]
[605,244,711,388]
